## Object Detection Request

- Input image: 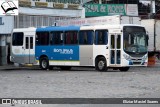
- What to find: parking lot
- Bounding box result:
[0,63,160,99]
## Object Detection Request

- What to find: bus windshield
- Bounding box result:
[123,26,147,53]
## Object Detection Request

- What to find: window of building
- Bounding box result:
[12,32,24,46]
[64,31,78,45]
[79,30,93,45]
[95,30,108,45]
[32,0,40,1]
[46,0,80,3]
[50,31,63,45]
[36,32,49,45]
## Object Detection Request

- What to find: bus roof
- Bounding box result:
[36,26,80,32]
[80,24,144,30]
[13,27,36,32]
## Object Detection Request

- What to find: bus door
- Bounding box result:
[22,35,34,64]
[109,34,121,65]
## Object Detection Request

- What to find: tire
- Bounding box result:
[60,66,72,70]
[95,57,107,71]
[40,57,49,70]
[119,67,130,72]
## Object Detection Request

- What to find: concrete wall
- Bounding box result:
[0,35,7,65]
[0,46,7,65]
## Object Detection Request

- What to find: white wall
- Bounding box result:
[0,16,14,34]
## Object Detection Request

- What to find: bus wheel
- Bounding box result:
[96,57,107,71]
[40,57,49,70]
[60,66,72,70]
[119,67,130,72]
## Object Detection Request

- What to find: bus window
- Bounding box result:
[64,31,78,45]
[79,30,93,45]
[36,32,49,46]
[30,37,33,49]
[26,37,29,49]
[111,35,115,49]
[95,30,108,45]
[12,32,24,46]
[50,31,63,45]
[117,35,121,49]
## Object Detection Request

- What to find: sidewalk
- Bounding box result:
[0,64,36,70]
[0,64,20,70]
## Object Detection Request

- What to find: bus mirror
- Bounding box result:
[146,34,149,46]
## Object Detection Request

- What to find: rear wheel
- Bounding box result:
[95,57,107,71]
[40,57,49,70]
[119,67,130,72]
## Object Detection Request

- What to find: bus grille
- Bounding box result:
[133,62,142,65]
[131,57,142,65]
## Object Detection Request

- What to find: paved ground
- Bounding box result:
[0,65,160,98]
[0,63,160,107]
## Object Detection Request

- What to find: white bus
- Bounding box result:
[10,24,148,71]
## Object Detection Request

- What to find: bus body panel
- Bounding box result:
[79,45,94,66]
[11,28,36,65]
[10,24,148,71]
[35,46,80,66]
[35,26,81,66]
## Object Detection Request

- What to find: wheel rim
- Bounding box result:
[42,60,47,69]
[98,60,105,70]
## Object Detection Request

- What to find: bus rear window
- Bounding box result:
[12,32,24,46]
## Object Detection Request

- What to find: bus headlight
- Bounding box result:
[123,54,131,60]
[142,54,148,61]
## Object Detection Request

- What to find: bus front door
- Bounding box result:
[110,34,121,66]
[22,36,34,64]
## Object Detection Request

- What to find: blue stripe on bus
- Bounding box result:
[35,46,79,61]
[36,26,80,32]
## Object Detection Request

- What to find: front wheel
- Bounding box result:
[40,57,49,70]
[95,57,107,72]
[119,67,130,72]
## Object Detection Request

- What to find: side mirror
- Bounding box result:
[146,34,149,46]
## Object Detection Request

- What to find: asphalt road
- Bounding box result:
[0,63,160,107]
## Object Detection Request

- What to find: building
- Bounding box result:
[0,0,84,65]
[84,0,160,18]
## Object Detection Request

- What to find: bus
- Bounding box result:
[10,24,148,71]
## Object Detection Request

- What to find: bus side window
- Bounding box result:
[111,35,115,49]
[117,35,121,49]
[95,30,108,45]
[36,32,49,46]
[73,32,78,44]
[65,32,71,44]
[12,32,24,46]
[50,31,63,45]
[79,30,93,45]
[65,31,78,45]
